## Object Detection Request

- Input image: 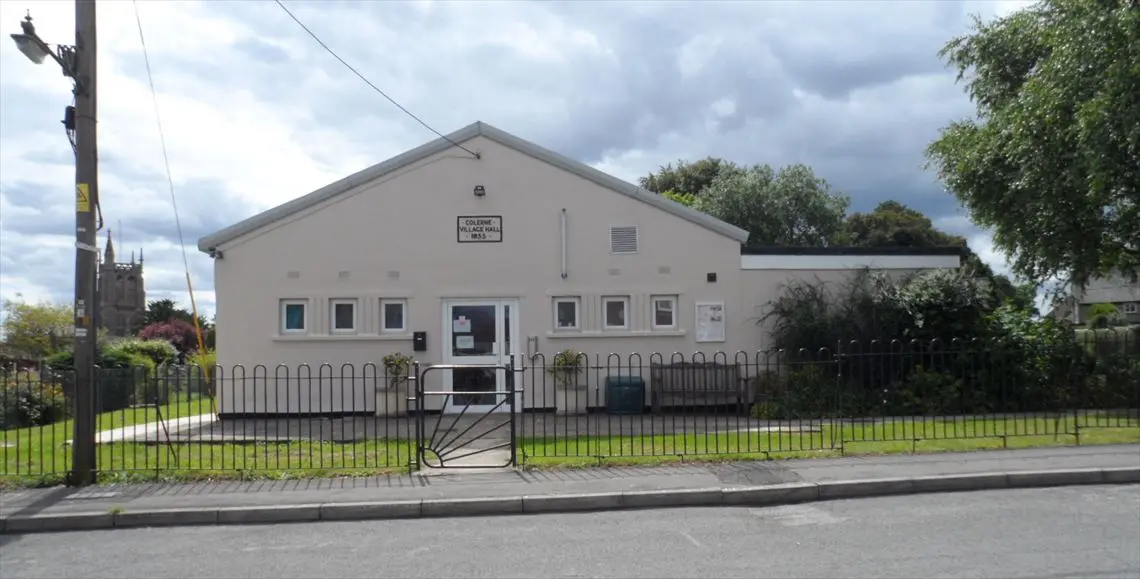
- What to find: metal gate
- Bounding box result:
[411,358,520,469]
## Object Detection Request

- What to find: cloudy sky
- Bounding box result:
[0,0,1033,323]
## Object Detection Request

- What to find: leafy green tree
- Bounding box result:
[143,298,193,326]
[925,0,1140,288]
[840,201,961,248]
[639,157,744,196]
[1,299,73,359]
[696,163,850,248]
[661,190,698,208]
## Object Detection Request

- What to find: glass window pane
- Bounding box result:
[383,302,404,330]
[450,304,496,356]
[556,301,577,327]
[284,303,305,330]
[654,299,673,327]
[334,303,354,329]
[605,300,626,327]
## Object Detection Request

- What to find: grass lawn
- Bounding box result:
[517,413,1140,468]
[3,410,1137,488]
[1,393,215,481]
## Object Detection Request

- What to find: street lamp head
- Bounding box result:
[11,12,47,65]
[11,33,48,64]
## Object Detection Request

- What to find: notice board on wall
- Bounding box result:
[695,301,725,343]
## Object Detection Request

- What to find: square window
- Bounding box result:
[331,299,356,333]
[280,299,307,333]
[652,295,677,329]
[553,297,580,330]
[603,296,629,330]
[381,299,406,333]
[1123,302,1139,314]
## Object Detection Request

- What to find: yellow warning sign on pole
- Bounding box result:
[76,183,90,212]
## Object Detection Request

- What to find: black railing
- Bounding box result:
[1,328,1136,483]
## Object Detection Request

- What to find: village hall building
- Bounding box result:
[197,121,961,417]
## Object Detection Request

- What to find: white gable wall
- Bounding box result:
[211,135,746,413]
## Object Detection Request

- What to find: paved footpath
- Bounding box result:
[2,444,1138,534]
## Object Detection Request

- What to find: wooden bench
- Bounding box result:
[649,362,745,414]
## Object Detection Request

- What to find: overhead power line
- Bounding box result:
[272,0,479,158]
[131,0,211,361]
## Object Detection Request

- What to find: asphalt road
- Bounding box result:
[2,485,1138,579]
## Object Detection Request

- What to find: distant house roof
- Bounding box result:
[197,121,751,252]
[1075,273,1140,304]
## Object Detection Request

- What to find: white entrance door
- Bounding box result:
[442,298,519,413]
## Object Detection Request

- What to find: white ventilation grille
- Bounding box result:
[609,225,638,254]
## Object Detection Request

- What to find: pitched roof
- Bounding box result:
[1075,272,1140,304]
[197,121,751,251]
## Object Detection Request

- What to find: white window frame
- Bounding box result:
[380,298,407,333]
[330,298,357,334]
[1122,302,1139,314]
[280,299,308,334]
[602,296,630,330]
[651,295,678,330]
[553,296,581,331]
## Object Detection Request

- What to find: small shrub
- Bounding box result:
[547,349,585,389]
[382,352,413,389]
[887,367,964,416]
[0,371,69,429]
[751,364,862,419]
[109,338,178,366]
[1087,303,1128,329]
[138,319,200,355]
[45,348,155,411]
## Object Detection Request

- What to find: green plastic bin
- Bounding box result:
[604,375,645,414]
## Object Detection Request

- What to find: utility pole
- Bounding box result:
[71,0,99,487]
[10,1,99,486]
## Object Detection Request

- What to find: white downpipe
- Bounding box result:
[560,208,568,279]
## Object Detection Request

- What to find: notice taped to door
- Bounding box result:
[457,216,503,243]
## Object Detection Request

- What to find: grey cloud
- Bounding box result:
[2,0,1022,313]
[182,0,989,224]
[2,169,249,250]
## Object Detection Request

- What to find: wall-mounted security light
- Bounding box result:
[473,185,486,197]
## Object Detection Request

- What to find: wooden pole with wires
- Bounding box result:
[10,1,99,486]
[70,0,99,486]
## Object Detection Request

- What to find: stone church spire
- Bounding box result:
[104,229,115,264]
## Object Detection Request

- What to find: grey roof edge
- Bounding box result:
[197,121,750,252]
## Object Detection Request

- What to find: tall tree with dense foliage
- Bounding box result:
[1,299,73,359]
[841,201,1036,310]
[839,201,963,248]
[143,298,194,326]
[639,157,743,197]
[925,0,1140,288]
[696,163,851,248]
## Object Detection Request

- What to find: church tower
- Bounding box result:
[98,229,147,336]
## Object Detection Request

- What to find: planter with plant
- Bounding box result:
[382,353,413,390]
[546,348,585,389]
